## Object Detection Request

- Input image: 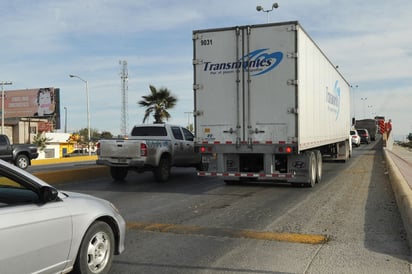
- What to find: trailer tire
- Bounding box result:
[306,151,316,188]
[314,150,322,183]
[154,156,171,182]
[110,167,128,181]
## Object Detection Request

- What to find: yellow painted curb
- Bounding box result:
[127,221,328,245]
[34,166,110,184]
[31,156,98,166]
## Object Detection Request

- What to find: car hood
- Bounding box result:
[56,190,124,238]
[58,191,113,208]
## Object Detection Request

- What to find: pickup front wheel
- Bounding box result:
[153,156,171,182]
[15,154,29,169]
[110,167,128,181]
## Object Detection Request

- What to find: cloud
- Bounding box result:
[1,0,411,137]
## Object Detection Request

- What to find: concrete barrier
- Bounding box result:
[31,156,110,184]
[34,166,109,185]
[383,148,412,248]
[31,155,98,166]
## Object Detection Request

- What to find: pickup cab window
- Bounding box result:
[131,126,167,136]
[0,135,8,145]
[171,127,183,140]
[182,128,194,141]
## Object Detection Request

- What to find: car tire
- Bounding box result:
[154,156,171,182]
[110,167,128,181]
[73,221,115,274]
[15,154,29,169]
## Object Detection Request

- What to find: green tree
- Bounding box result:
[138,85,177,124]
[187,123,194,133]
[100,131,113,139]
[76,128,101,142]
[407,133,412,142]
[32,133,52,151]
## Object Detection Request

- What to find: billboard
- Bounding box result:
[1,87,60,129]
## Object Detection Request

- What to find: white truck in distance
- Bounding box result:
[193,21,351,187]
[96,124,200,182]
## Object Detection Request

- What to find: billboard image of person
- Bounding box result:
[34,88,55,116]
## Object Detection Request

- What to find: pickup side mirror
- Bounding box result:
[39,186,59,203]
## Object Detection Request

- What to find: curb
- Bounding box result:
[31,156,98,166]
[383,148,412,248]
[34,166,110,184]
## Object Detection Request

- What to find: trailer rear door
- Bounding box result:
[193,23,297,145]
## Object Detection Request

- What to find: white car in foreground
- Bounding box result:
[0,159,126,274]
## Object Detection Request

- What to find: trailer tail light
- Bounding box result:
[140,143,148,156]
[200,146,212,153]
[277,146,292,153]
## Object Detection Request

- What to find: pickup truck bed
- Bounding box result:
[97,124,200,182]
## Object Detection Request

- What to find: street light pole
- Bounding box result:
[64,106,68,133]
[184,111,193,129]
[256,3,279,23]
[69,75,91,156]
[1,81,13,135]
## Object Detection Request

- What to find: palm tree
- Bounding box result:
[138,85,177,124]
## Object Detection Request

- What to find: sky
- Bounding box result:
[0,0,411,140]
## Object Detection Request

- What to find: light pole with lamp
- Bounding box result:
[69,75,91,156]
[256,3,279,23]
[64,106,68,133]
[1,81,12,135]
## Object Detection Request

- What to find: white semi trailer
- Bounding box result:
[193,21,351,187]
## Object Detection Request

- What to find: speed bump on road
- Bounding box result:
[127,221,329,245]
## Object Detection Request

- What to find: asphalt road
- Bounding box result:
[55,142,411,273]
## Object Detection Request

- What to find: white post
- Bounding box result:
[0,81,13,135]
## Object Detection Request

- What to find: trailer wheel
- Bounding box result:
[154,156,171,182]
[314,150,322,183]
[110,167,128,181]
[306,151,316,188]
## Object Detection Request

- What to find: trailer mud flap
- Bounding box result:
[287,153,311,183]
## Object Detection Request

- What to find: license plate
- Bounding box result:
[118,158,127,163]
[202,155,211,163]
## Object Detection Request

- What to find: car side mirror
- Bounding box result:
[39,186,59,203]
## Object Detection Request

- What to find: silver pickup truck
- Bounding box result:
[96,124,200,182]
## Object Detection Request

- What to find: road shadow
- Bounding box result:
[363,139,411,261]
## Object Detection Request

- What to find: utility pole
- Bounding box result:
[1,81,13,135]
[120,60,129,137]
